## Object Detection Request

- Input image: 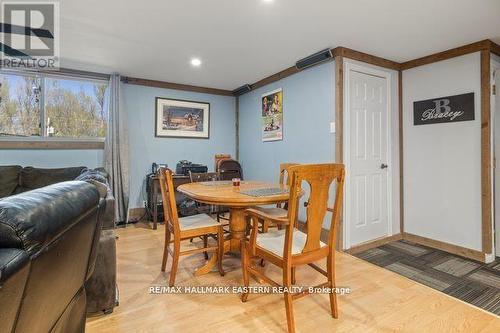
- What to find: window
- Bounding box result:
[0,71,108,141]
[0,73,41,137]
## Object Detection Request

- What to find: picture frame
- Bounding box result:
[261,88,283,142]
[155,97,210,139]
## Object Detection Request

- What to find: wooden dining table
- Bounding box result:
[177,180,290,274]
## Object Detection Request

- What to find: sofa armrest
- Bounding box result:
[86,180,115,229]
[102,193,116,229]
[0,248,30,286]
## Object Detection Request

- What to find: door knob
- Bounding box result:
[380,163,388,169]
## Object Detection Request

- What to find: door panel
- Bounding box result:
[349,70,389,246]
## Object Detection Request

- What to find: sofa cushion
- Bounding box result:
[0,165,22,198]
[0,181,99,255]
[19,166,86,190]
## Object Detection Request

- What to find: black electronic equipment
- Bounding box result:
[152,162,168,174]
[295,48,333,70]
[232,84,252,96]
[175,160,208,175]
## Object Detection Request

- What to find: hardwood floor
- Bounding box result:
[86,223,500,332]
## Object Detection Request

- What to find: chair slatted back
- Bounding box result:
[158,168,180,234]
[285,164,345,255]
[278,163,299,209]
[279,163,299,186]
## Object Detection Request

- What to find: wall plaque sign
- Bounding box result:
[413,93,474,125]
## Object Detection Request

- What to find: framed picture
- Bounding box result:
[261,88,283,142]
[155,97,210,139]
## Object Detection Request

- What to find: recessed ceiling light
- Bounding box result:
[190,58,202,67]
[262,0,274,3]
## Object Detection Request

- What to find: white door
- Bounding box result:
[348,70,389,246]
[494,68,500,256]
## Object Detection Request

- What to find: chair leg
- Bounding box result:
[161,229,171,272]
[260,258,266,267]
[169,238,180,287]
[217,228,225,276]
[262,219,269,233]
[241,241,250,302]
[291,267,296,285]
[327,254,338,319]
[203,235,209,260]
[283,266,296,333]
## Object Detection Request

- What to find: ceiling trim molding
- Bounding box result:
[249,66,300,91]
[490,40,500,57]
[239,39,499,96]
[399,39,491,70]
[332,47,401,70]
[121,76,234,96]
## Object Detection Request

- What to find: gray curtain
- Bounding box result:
[104,73,130,224]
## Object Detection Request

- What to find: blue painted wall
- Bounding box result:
[0,149,104,169]
[238,62,335,183]
[123,84,236,208]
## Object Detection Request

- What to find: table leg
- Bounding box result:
[194,241,230,276]
[229,207,247,253]
[193,207,247,275]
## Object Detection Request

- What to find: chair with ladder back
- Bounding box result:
[241,163,345,333]
[254,163,299,232]
[159,168,225,286]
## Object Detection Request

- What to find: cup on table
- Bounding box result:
[232,178,241,187]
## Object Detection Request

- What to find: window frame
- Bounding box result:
[0,69,109,149]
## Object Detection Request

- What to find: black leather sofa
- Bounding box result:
[0,182,102,333]
[0,165,117,314]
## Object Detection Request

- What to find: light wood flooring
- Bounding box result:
[86,223,500,332]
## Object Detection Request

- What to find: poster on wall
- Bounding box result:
[155,97,210,138]
[413,92,474,126]
[261,88,283,142]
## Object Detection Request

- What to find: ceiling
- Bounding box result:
[60,0,500,90]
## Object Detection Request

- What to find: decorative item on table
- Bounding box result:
[261,88,283,142]
[155,97,210,138]
[175,160,208,175]
[232,178,241,187]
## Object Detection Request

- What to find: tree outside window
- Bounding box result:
[0,72,108,139]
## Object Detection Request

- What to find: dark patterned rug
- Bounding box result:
[354,240,500,315]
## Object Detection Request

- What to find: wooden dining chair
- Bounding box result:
[255,163,299,232]
[241,164,345,333]
[158,168,225,286]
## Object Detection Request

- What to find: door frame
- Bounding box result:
[492,58,500,257]
[342,61,394,249]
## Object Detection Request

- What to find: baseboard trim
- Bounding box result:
[346,234,403,254]
[403,232,486,262]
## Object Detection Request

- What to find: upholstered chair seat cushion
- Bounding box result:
[256,228,327,257]
[179,214,219,231]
